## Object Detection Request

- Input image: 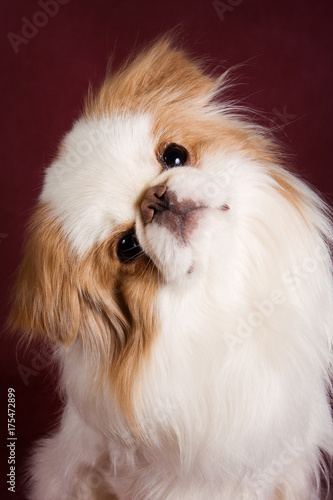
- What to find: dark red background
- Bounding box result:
[1,1,333,498]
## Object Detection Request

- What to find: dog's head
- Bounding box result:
[10,38,331,419]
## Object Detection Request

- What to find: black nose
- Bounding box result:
[141,185,168,223]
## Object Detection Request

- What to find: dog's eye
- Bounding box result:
[117,233,142,263]
[162,144,188,169]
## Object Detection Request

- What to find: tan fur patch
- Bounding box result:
[268,168,306,216]
[9,204,159,423]
[85,37,281,169]
[84,37,216,118]
[9,205,80,344]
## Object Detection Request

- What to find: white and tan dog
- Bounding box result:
[10,38,333,499]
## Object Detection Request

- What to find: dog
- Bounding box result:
[10,37,333,499]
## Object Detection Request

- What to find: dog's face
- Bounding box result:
[10,39,307,418]
[43,115,233,284]
[40,40,280,284]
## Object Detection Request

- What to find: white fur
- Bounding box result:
[29,110,333,498]
[41,114,158,254]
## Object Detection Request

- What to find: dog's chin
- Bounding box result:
[136,207,220,283]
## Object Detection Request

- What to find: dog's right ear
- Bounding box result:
[8,204,81,345]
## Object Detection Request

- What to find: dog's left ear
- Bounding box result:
[8,205,82,345]
[8,204,130,350]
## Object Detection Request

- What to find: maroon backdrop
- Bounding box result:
[1,0,333,498]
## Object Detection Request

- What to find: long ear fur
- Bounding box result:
[8,204,129,349]
[9,205,81,345]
